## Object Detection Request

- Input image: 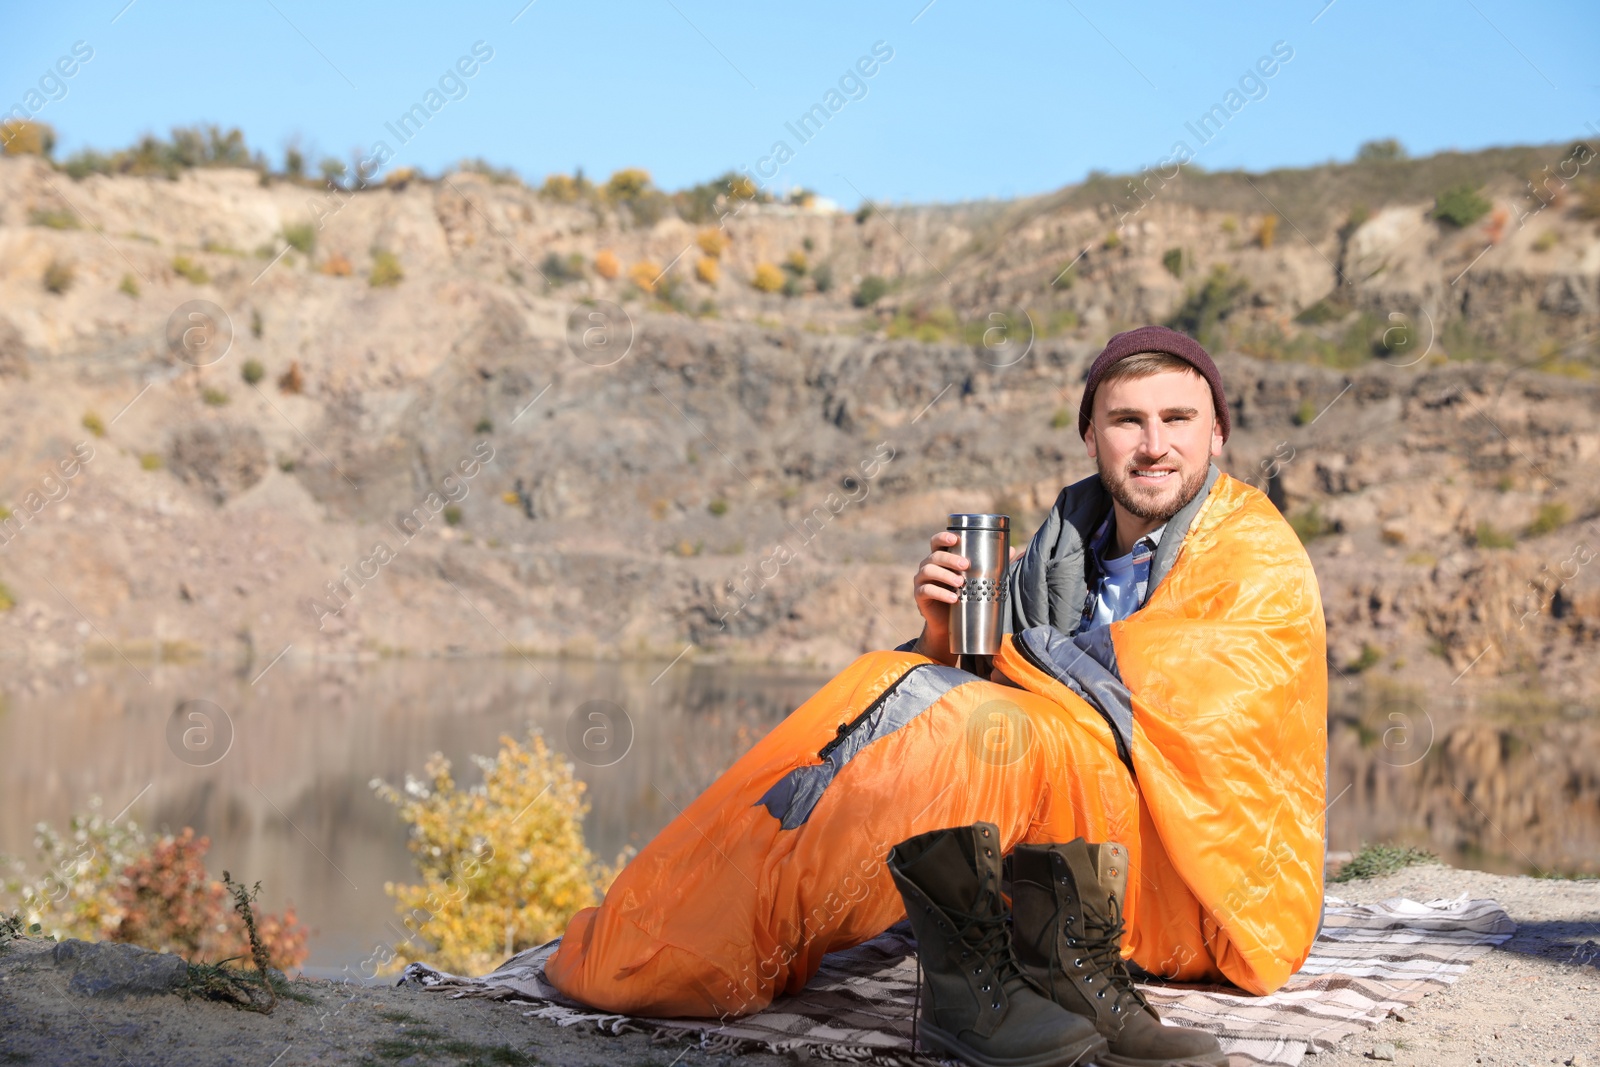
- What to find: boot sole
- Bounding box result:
[1098,1051,1230,1067]
[917,1021,1108,1067]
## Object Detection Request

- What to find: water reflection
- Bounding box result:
[2,662,1594,973]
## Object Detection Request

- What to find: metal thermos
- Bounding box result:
[948,513,1010,676]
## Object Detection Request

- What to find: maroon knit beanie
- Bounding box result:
[1077,325,1230,442]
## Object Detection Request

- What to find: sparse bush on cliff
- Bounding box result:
[1433,184,1492,228]
[752,262,784,293]
[118,273,140,297]
[82,411,106,437]
[852,274,888,307]
[1256,215,1278,249]
[1161,247,1184,277]
[241,360,265,386]
[1,120,55,157]
[371,731,617,976]
[695,256,719,285]
[60,124,255,180]
[696,228,728,258]
[539,251,585,286]
[812,263,835,293]
[540,172,590,202]
[1356,138,1406,163]
[1167,265,1248,346]
[1525,502,1570,538]
[281,223,315,256]
[277,361,304,394]
[319,253,352,277]
[28,208,79,230]
[628,260,663,294]
[369,250,404,287]
[42,259,74,294]
[593,250,620,280]
[172,255,210,284]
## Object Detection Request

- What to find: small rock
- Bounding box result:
[1569,1054,1589,1067]
[1370,1043,1397,1061]
[52,939,188,998]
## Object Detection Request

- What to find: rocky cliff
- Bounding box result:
[1,143,1597,706]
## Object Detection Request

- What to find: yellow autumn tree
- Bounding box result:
[752,262,784,293]
[372,731,617,976]
[695,257,719,285]
[593,249,620,279]
[696,228,728,258]
[629,260,663,293]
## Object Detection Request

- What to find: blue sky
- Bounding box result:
[4,0,1596,205]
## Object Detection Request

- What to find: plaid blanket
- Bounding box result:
[398,894,1514,1066]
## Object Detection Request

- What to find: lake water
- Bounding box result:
[2,659,1595,974]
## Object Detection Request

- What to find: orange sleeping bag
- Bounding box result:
[545,473,1326,1016]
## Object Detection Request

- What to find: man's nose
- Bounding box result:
[1139,420,1168,457]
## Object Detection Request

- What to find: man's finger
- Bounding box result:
[916,582,960,605]
[927,551,969,572]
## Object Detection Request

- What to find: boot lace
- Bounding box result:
[952,904,1041,996]
[1063,893,1150,1018]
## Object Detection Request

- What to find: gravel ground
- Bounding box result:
[1,863,1595,1066]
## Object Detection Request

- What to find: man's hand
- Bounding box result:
[911,534,1026,666]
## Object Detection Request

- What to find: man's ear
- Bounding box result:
[1209,415,1225,458]
[1083,426,1098,461]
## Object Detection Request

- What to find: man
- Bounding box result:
[547,327,1326,1065]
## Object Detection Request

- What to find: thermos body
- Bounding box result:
[948,513,1010,657]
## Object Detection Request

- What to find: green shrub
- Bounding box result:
[1473,521,1515,549]
[1345,642,1381,673]
[1294,299,1343,325]
[1433,184,1491,228]
[140,453,163,471]
[1292,397,1318,426]
[281,222,316,255]
[118,273,140,298]
[1289,505,1333,543]
[82,411,106,437]
[1525,502,1570,537]
[707,498,729,516]
[1167,266,1248,346]
[443,504,462,526]
[369,250,404,287]
[250,309,263,338]
[539,251,586,286]
[29,208,80,230]
[1161,247,1184,278]
[1532,230,1558,252]
[474,417,493,434]
[1331,842,1434,883]
[1355,138,1406,163]
[1050,408,1072,429]
[852,274,888,307]
[812,263,835,293]
[241,359,264,385]
[202,387,229,407]
[43,259,74,294]
[171,255,209,284]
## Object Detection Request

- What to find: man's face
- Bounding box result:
[1084,367,1224,524]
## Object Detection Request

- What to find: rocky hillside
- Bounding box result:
[1,142,1597,704]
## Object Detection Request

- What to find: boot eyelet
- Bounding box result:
[1111,1004,1122,1013]
[1073,958,1084,968]
[1096,989,1107,999]
[984,848,993,858]
[981,827,990,837]
[981,983,991,992]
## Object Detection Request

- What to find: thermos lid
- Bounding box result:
[947,513,1010,531]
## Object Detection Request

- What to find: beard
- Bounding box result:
[1096,453,1210,525]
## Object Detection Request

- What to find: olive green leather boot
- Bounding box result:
[888,823,1108,1067]
[1010,839,1227,1067]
